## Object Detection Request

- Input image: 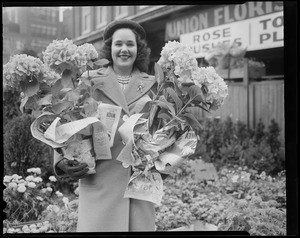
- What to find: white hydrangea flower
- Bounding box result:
[11,174,22,180]
[42,38,87,74]
[62,197,69,204]
[33,177,43,183]
[3,54,44,89]
[78,43,99,61]
[55,191,63,197]
[49,176,57,182]
[8,182,18,189]
[17,184,27,193]
[231,174,240,183]
[36,196,44,201]
[3,175,13,183]
[27,182,36,188]
[46,187,53,192]
[25,175,35,182]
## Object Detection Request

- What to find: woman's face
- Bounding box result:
[111,28,137,73]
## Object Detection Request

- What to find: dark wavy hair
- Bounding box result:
[99,28,151,73]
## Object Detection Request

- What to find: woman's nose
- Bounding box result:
[121,45,128,53]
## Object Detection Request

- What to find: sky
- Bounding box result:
[59,7,72,22]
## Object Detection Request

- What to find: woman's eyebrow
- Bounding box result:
[113,40,135,43]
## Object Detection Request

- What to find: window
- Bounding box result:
[81,7,91,34]
[115,6,128,19]
[51,10,56,22]
[96,6,107,28]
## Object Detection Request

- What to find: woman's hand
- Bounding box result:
[56,158,90,179]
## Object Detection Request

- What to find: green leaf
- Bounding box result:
[187,85,205,103]
[20,95,29,113]
[37,94,52,105]
[66,90,81,102]
[148,104,159,126]
[185,106,205,121]
[157,95,176,115]
[154,63,164,86]
[78,77,91,87]
[157,111,172,122]
[19,77,39,97]
[133,95,152,113]
[166,87,183,113]
[61,69,75,89]
[87,61,94,69]
[51,101,73,114]
[94,58,110,66]
[180,112,203,132]
[51,78,64,97]
[83,97,99,117]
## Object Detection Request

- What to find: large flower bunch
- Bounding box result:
[3,54,46,95]
[3,39,109,174]
[117,41,228,205]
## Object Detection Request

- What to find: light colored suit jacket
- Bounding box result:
[53,66,157,231]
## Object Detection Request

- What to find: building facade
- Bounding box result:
[3,6,61,62]
[71,4,284,77]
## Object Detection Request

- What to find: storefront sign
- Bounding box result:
[180,11,283,58]
[165,2,283,41]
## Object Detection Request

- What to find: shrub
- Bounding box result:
[2,88,22,125]
[195,117,285,176]
[3,114,53,178]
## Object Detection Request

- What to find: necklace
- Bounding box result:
[117,74,132,90]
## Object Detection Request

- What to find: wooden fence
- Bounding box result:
[202,80,285,144]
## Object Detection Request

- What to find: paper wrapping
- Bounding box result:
[30,112,113,174]
[117,114,198,205]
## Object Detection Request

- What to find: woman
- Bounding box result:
[53,19,157,232]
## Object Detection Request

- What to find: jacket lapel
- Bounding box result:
[92,67,130,115]
[91,66,156,115]
[124,68,156,107]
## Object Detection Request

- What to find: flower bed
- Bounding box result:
[3,163,286,235]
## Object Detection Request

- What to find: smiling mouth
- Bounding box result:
[119,55,130,60]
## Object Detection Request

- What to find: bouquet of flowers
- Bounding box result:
[3,38,110,174]
[117,41,228,204]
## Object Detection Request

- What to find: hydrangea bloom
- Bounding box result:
[33,177,43,183]
[157,41,228,111]
[157,41,198,84]
[55,191,63,197]
[17,184,26,193]
[192,66,228,111]
[3,54,45,89]
[49,176,57,182]
[77,43,99,61]
[27,167,42,175]
[27,182,37,188]
[42,38,88,74]
[25,175,35,182]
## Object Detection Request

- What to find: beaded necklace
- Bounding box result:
[117,74,132,91]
